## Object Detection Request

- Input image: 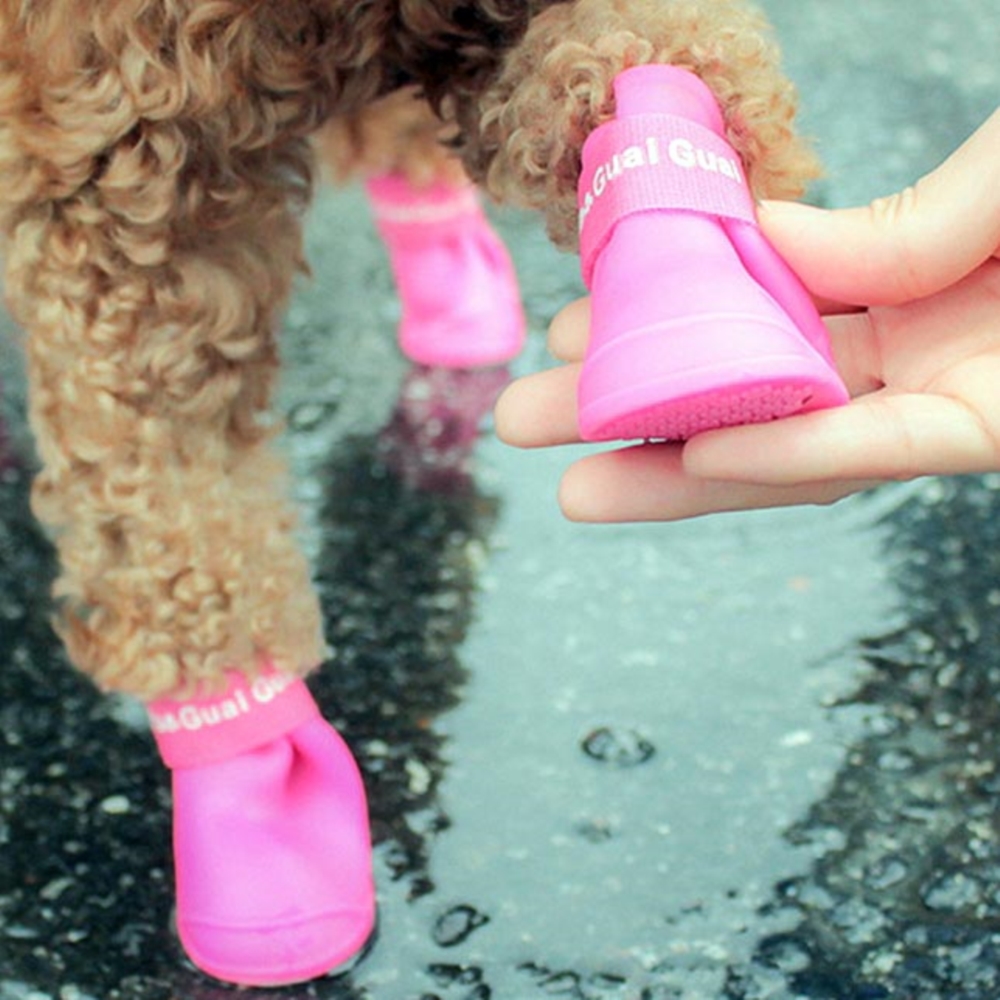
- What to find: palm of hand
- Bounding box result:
[495,260,1000,521]
[690,258,1000,485]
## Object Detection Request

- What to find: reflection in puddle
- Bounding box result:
[309,363,506,906]
[733,477,1000,999]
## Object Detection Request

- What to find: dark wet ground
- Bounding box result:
[2,3,1000,998]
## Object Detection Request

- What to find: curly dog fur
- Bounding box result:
[0,0,819,699]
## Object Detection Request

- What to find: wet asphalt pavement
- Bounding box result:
[3,3,1000,998]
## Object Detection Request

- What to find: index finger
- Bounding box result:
[759,107,1000,307]
[547,296,591,363]
[683,390,1000,486]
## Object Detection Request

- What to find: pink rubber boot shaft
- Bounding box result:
[577,65,848,442]
[602,63,832,358]
[149,667,375,987]
[366,174,526,369]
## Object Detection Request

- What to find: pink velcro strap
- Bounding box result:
[366,176,484,245]
[578,114,757,287]
[148,667,321,769]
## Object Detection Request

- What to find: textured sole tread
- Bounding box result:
[584,381,818,442]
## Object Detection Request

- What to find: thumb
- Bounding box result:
[758,107,1000,308]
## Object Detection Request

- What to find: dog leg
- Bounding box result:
[0,4,376,984]
[318,88,526,368]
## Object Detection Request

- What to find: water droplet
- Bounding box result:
[582,727,656,767]
[432,905,490,947]
[288,400,338,432]
[574,817,616,843]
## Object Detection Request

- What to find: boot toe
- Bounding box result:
[179,907,376,987]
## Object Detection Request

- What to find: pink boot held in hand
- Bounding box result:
[577,64,849,443]
[366,174,526,369]
[149,667,375,987]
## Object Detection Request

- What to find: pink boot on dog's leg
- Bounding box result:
[577,64,849,443]
[148,666,375,987]
[366,173,526,369]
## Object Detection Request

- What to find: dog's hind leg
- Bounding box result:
[317,87,526,368]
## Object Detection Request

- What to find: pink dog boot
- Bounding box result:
[576,64,849,442]
[366,173,526,369]
[148,667,375,987]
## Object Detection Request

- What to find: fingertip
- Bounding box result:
[757,199,908,307]
[492,380,531,447]
[557,458,618,523]
[557,445,689,523]
[492,366,583,448]
[756,200,843,284]
[548,296,592,363]
[757,199,825,227]
[556,468,593,522]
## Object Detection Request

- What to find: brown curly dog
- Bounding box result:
[0,0,818,702]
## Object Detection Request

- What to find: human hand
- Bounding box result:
[495,108,1000,522]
